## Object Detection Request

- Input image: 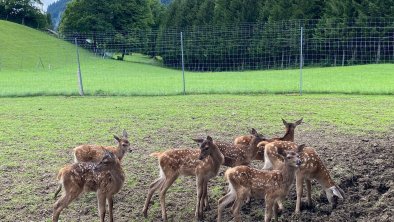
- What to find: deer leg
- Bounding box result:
[295,174,304,214]
[306,179,312,207]
[232,188,248,222]
[52,187,81,222]
[203,181,210,211]
[195,177,205,220]
[217,191,236,222]
[277,200,284,213]
[273,201,279,221]
[159,175,177,222]
[264,197,274,222]
[97,192,107,222]
[107,196,114,222]
[142,176,165,217]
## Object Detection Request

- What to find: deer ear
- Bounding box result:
[192,138,204,144]
[103,150,111,158]
[282,118,288,125]
[114,135,121,142]
[277,148,287,158]
[109,151,116,159]
[297,144,306,153]
[250,128,257,135]
[295,118,303,125]
[122,129,128,138]
[206,136,213,142]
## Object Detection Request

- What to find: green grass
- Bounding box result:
[0,94,393,221]
[1,20,394,96]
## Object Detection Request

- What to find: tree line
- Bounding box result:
[2,0,392,70]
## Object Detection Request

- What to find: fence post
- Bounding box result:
[180,32,186,95]
[74,37,84,96]
[299,27,303,96]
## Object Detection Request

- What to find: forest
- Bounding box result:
[2,0,394,70]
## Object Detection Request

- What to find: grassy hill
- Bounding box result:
[0,20,84,70]
[0,20,393,96]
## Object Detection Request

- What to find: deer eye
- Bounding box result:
[287,156,292,159]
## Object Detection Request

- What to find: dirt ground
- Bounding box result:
[11,127,394,222]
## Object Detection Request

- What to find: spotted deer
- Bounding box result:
[53,151,125,222]
[234,118,303,146]
[73,129,131,163]
[263,141,344,213]
[142,136,224,221]
[217,145,304,222]
[196,128,264,167]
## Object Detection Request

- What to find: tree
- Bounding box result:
[59,0,154,33]
[47,0,71,30]
[0,0,50,29]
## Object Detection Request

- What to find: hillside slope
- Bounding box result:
[0,20,86,71]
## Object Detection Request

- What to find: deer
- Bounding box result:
[263,141,345,213]
[233,118,303,160]
[73,129,131,163]
[217,144,304,222]
[53,150,125,222]
[196,128,264,167]
[142,136,224,221]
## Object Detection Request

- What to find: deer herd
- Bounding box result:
[52,118,344,222]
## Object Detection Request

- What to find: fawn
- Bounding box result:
[53,150,125,222]
[263,141,344,213]
[142,136,224,221]
[234,118,303,161]
[73,129,130,163]
[196,128,264,167]
[234,118,303,146]
[217,144,304,222]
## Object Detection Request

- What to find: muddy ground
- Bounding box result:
[6,127,394,222]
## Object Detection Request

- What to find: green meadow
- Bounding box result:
[0,95,393,221]
[1,20,394,221]
[1,20,393,97]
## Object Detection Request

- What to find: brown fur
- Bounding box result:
[217,145,303,222]
[263,141,344,213]
[53,151,125,222]
[142,136,224,221]
[213,128,264,167]
[234,118,303,161]
[73,129,130,163]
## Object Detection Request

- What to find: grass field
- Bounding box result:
[1,20,394,96]
[0,94,393,221]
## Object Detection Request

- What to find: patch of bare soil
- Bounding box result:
[15,129,393,222]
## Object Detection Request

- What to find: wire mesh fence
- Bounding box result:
[0,18,393,96]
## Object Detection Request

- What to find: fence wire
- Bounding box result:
[1,18,393,96]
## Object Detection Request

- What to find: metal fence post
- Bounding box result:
[180,32,186,95]
[74,37,84,96]
[299,27,303,96]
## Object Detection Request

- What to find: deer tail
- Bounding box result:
[54,169,65,199]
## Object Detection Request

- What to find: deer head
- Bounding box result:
[195,136,215,160]
[249,128,265,144]
[114,129,131,153]
[94,150,117,172]
[278,144,305,167]
[282,118,303,130]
